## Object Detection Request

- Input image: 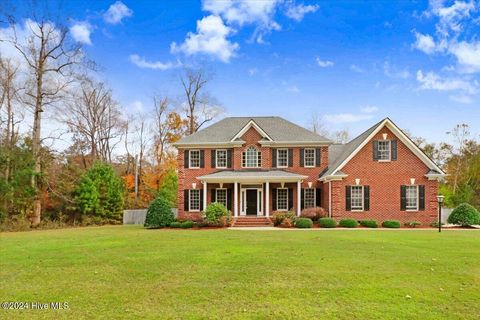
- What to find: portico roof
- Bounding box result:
[197,170,307,183]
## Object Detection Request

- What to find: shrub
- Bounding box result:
[300,207,327,221]
[447,203,480,226]
[318,217,337,228]
[404,221,421,228]
[169,221,181,228]
[180,220,194,229]
[430,221,444,228]
[144,197,175,229]
[272,211,297,227]
[339,219,358,228]
[204,202,229,224]
[360,220,378,228]
[295,217,313,228]
[280,218,294,228]
[382,220,401,228]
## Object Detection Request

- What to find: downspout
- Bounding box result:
[329,181,332,218]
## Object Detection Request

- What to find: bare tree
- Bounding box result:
[308,112,330,137]
[333,129,350,144]
[180,69,222,135]
[447,124,470,193]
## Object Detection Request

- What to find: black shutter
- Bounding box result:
[400,185,406,211]
[288,188,294,211]
[364,186,370,211]
[419,185,425,211]
[184,150,189,168]
[301,188,305,210]
[346,186,351,211]
[227,149,232,168]
[199,190,204,211]
[200,150,205,168]
[211,150,216,168]
[316,148,321,167]
[288,149,293,167]
[272,148,277,167]
[184,190,189,211]
[316,188,321,207]
[373,141,379,161]
[391,140,397,161]
[272,188,277,211]
[211,189,216,203]
[300,149,304,167]
[227,189,232,211]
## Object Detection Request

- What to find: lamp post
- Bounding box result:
[437,194,445,233]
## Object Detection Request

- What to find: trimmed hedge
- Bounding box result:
[295,218,313,228]
[180,220,194,229]
[318,218,337,228]
[382,220,401,228]
[339,219,358,228]
[169,221,181,228]
[447,203,480,226]
[360,220,378,228]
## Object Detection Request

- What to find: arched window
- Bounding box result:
[242,146,261,168]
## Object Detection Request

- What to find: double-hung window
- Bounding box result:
[189,150,200,168]
[216,150,227,168]
[277,188,288,211]
[405,186,418,211]
[216,189,227,207]
[304,148,315,167]
[377,140,391,161]
[242,146,261,168]
[351,186,364,211]
[277,149,288,168]
[304,188,315,208]
[189,189,201,211]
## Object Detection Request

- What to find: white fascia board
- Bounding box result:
[230,120,273,142]
[173,141,244,149]
[260,141,332,147]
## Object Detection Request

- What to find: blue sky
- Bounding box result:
[8,0,480,144]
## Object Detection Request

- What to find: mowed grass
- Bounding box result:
[1,227,480,319]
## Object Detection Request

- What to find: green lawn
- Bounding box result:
[1,227,480,319]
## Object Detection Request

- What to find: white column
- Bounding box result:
[297,180,301,216]
[328,181,332,218]
[234,181,238,217]
[203,181,207,211]
[265,181,270,217]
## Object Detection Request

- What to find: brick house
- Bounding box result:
[173,117,445,225]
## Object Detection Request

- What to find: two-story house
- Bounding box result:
[173,117,445,225]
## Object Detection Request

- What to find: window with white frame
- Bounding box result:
[189,150,200,168]
[277,149,288,167]
[277,188,288,211]
[304,188,315,208]
[405,186,418,211]
[304,148,315,167]
[216,189,227,207]
[216,150,227,168]
[242,146,261,168]
[189,189,201,211]
[351,186,364,211]
[377,140,391,161]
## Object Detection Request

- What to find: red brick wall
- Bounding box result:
[329,126,439,225]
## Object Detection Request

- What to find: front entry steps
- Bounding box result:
[232,216,273,227]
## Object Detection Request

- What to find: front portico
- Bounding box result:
[197,170,308,217]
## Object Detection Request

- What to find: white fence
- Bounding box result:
[441,208,453,224]
[123,208,178,225]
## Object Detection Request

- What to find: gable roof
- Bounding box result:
[320,118,446,180]
[174,116,332,146]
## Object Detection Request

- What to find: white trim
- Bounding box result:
[405,185,419,212]
[231,119,273,142]
[304,148,316,168]
[215,188,228,207]
[188,189,201,212]
[174,141,244,148]
[350,185,364,212]
[198,175,308,183]
[242,146,261,168]
[260,141,331,147]
[203,182,207,212]
[240,185,264,216]
[330,118,446,177]
[303,187,316,209]
[319,174,348,182]
[328,181,332,218]
[377,140,391,161]
[215,149,227,169]
[276,188,289,212]
[276,148,289,168]
[189,150,201,169]
[297,181,301,216]
[265,182,270,217]
[234,182,238,217]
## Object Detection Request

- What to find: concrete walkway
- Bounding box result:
[228,226,480,231]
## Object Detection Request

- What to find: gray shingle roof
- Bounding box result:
[174,116,331,145]
[198,169,307,181]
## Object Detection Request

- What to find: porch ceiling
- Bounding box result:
[197,170,307,183]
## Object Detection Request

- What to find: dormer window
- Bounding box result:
[242,146,261,168]
[377,140,391,161]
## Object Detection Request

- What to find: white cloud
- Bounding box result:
[361,105,379,113]
[316,57,334,68]
[413,32,437,54]
[129,54,180,70]
[104,1,133,24]
[202,0,279,26]
[416,70,477,94]
[449,94,473,104]
[448,40,480,72]
[383,61,410,79]
[323,113,373,124]
[286,85,300,93]
[350,64,364,73]
[70,21,93,45]
[430,0,476,36]
[171,15,239,63]
[284,3,319,21]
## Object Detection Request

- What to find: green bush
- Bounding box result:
[180,220,194,229]
[447,203,480,226]
[318,217,337,228]
[360,220,378,228]
[404,221,421,228]
[169,221,181,228]
[339,219,358,228]
[382,220,401,228]
[295,218,313,228]
[272,211,297,227]
[144,197,175,229]
[204,202,229,224]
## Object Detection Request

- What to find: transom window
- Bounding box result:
[405,186,418,211]
[216,150,227,168]
[277,149,288,167]
[304,188,315,208]
[189,150,200,168]
[277,188,288,211]
[189,189,201,212]
[242,146,261,168]
[216,189,227,207]
[378,140,391,161]
[304,148,315,167]
[351,186,364,211]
